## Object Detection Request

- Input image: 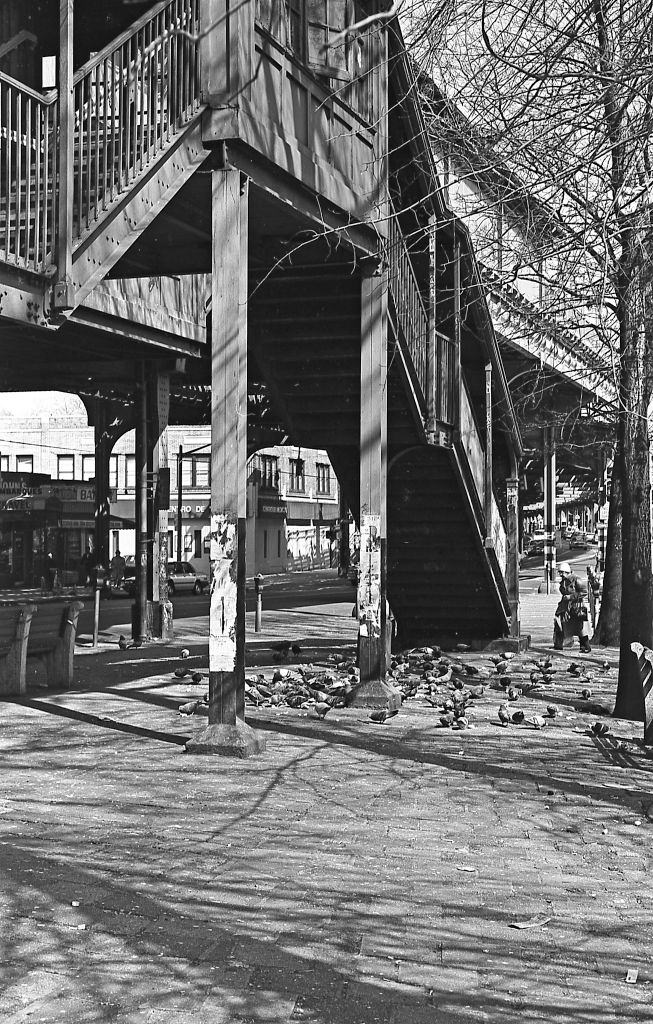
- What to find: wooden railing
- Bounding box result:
[436,329,456,426]
[0,72,57,272]
[459,381,507,574]
[72,0,200,242]
[388,209,429,396]
[388,208,457,428]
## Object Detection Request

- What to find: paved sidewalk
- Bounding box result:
[1,581,651,1023]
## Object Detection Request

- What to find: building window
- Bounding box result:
[194,529,202,559]
[260,455,278,489]
[16,454,33,474]
[125,455,136,492]
[81,455,95,481]
[193,455,210,488]
[111,530,119,557]
[289,457,305,492]
[57,455,75,480]
[109,455,119,489]
[180,454,210,490]
[0,455,8,474]
[264,529,268,559]
[316,462,330,495]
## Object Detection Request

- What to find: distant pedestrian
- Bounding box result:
[110,550,126,588]
[553,561,591,653]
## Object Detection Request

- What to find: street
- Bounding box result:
[76,570,356,640]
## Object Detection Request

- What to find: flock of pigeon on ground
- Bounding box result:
[134,636,614,734]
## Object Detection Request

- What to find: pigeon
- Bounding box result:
[525,715,546,730]
[498,704,511,726]
[469,685,485,699]
[291,643,302,657]
[602,660,611,671]
[506,687,521,701]
[369,708,398,724]
[180,648,190,659]
[463,663,479,676]
[504,652,515,661]
[567,662,580,674]
[440,713,455,728]
[590,721,610,736]
[454,716,469,730]
[118,635,129,650]
[178,700,201,716]
[174,667,189,678]
[456,643,470,652]
[314,701,331,719]
[495,661,508,675]
[511,709,525,724]
[581,688,592,699]
[529,670,541,685]
[191,672,203,684]
[452,677,465,690]
[132,637,144,649]
[546,705,558,718]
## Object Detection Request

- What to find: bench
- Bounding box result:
[0,604,36,696]
[629,642,653,744]
[27,601,84,690]
[0,600,83,695]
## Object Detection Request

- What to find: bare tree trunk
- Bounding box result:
[615,275,653,719]
[593,446,621,645]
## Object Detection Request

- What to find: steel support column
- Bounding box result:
[543,426,557,594]
[93,402,111,574]
[186,166,264,756]
[506,476,521,636]
[349,265,400,709]
[133,362,149,642]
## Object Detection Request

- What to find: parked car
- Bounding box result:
[121,561,209,597]
[568,530,590,549]
[166,561,209,595]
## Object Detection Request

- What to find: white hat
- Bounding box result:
[559,562,571,574]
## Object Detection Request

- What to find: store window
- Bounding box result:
[125,455,136,492]
[194,529,202,558]
[316,462,330,495]
[81,455,95,481]
[16,454,33,474]
[0,455,8,474]
[264,529,268,559]
[289,457,305,492]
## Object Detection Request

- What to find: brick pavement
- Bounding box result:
[1,580,651,1023]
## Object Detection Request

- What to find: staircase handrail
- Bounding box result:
[0,70,57,105]
[73,1,176,86]
[387,201,429,400]
[70,0,201,246]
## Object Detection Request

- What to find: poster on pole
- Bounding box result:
[358,514,381,637]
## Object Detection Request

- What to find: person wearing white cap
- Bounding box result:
[553,562,591,652]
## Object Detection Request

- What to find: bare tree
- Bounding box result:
[404,0,653,713]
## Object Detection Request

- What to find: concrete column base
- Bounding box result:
[347,681,402,710]
[185,721,266,757]
[146,600,174,641]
